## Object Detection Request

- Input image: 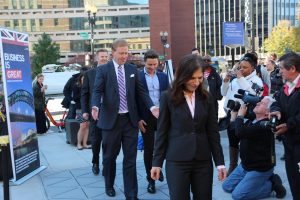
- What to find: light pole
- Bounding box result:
[85,4,97,63]
[160,31,168,61]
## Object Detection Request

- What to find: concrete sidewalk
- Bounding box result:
[1,128,292,200]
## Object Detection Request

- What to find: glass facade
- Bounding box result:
[0,0,150,63]
[273,0,299,26]
[195,0,298,58]
[0,0,148,9]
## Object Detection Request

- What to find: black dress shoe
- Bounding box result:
[147,183,156,194]
[126,198,139,200]
[159,171,164,182]
[105,188,116,197]
[92,164,99,175]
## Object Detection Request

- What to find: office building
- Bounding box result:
[0,0,150,64]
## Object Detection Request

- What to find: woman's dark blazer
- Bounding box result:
[152,90,225,167]
[33,82,45,111]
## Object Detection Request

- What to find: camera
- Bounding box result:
[274,67,281,77]
[227,100,241,112]
[234,89,262,106]
[251,82,264,94]
[233,88,263,120]
[260,115,278,133]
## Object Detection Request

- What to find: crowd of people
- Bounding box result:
[28,39,300,200]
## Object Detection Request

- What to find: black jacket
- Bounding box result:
[63,73,81,109]
[271,83,300,144]
[81,67,97,114]
[206,67,222,112]
[270,69,283,94]
[152,91,225,167]
[91,61,153,130]
[235,117,275,171]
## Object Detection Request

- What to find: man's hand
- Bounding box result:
[230,111,238,122]
[91,107,99,120]
[274,123,288,136]
[237,104,247,117]
[218,168,227,181]
[138,120,147,133]
[151,167,161,180]
[151,106,159,118]
[83,113,89,120]
[269,111,281,120]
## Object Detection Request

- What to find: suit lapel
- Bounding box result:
[182,99,193,120]
[194,93,202,121]
[157,72,164,94]
[141,70,149,92]
[124,64,131,95]
[108,61,118,93]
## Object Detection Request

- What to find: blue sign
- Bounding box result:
[223,22,245,46]
[0,28,42,181]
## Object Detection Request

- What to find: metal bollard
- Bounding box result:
[0,135,10,200]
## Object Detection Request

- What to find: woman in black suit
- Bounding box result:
[151,54,227,200]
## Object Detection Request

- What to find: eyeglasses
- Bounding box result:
[203,59,211,62]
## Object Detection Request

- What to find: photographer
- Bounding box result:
[222,96,286,199]
[266,59,283,95]
[221,53,263,174]
[270,52,300,200]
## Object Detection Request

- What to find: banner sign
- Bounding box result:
[0,28,41,181]
[223,22,245,46]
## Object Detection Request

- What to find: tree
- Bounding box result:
[264,20,300,57]
[31,33,60,76]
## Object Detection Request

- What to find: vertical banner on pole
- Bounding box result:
[0,28,43,182]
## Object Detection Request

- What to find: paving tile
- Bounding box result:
[45,186,79,197]
[50,187,87,199]
[42,177,74,187]
[81,186,106,198]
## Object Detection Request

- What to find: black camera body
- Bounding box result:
[260,115,279,133]
[227,100,241,112]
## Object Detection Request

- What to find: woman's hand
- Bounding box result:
[151,167,161,180]
[218,168,227,181]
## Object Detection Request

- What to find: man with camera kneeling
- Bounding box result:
[222,96,286,199]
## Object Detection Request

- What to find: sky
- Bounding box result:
[128,0,148,4]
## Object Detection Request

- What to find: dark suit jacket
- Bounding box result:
[92,61,154,130]
[137,69,169,121]
[81,67,97,115]
[152,91,225,167]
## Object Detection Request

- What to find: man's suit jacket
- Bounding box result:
[81,67,97,115]
[92,61,154,130]
[152,91,225,168]
[137,69,169,121]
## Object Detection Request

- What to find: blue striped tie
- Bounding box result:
[117,65,127,112]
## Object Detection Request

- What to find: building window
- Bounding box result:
[22,19,26,27]
[20,0,25,9]
[13,20,19,28]
[54,19,59,26]
[29,0,34,9]
[4,21,10,27]
[12,0,17,9]
[39,19,43,26]
[38,4,42,9]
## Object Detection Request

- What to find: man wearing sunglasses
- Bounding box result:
[202,54,222,117]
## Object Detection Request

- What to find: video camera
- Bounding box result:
[228,87,263,120]
[233,89,262,106]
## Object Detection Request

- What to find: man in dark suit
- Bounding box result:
[91,39,159,200]
[81,49,108,175]
[137,50,169,194]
